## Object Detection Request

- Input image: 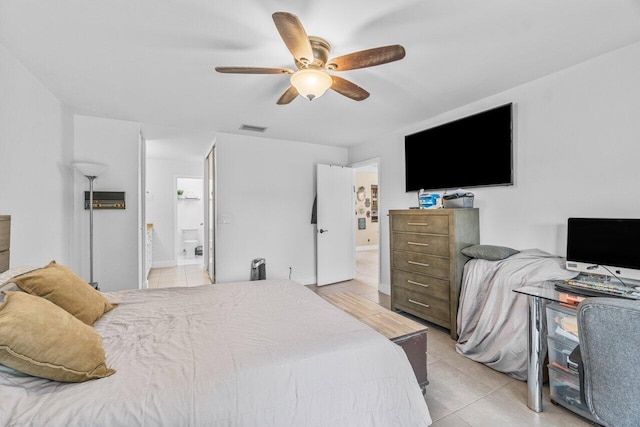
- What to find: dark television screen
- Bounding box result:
[405,103,513,192]
[567,218,640,270]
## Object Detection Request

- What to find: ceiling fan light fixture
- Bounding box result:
[290,69,332,101]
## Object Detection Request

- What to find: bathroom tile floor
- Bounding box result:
[177,253,204,266]
[147,263,211,288]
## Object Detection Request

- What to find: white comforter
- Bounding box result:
[0,280,431,426]
[455,249,577,380]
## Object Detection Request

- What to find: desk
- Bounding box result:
[513,282,583,412]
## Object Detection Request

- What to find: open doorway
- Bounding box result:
[352,160,379,289]
[176,177,204,266]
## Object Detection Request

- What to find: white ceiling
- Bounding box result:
[2,0,640,155]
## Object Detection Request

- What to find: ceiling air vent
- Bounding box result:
[239,124,267,133]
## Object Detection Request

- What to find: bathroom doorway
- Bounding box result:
[176,177,204,266]
[352,160,379,290]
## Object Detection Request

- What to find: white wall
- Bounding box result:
[215,132,347,284]
[146,157,202,267]
[73,115,141,292]
[354,172,379,247]
[349,41,640,294]
[0,43,75,268]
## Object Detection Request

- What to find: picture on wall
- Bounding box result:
[358,218,366,230]
[371,185,378,222]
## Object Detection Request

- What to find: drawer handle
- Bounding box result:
[408,299,430,309]
[408,242,429,247]
[407,222,429,226]
[408,261,430,267]
[407,280,429,288]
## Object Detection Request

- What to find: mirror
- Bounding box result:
[356,186,366,201]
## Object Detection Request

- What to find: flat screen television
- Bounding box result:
[405,103,513,192]
[566,217,640,282]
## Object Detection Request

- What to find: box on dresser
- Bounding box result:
[389,209,479,339]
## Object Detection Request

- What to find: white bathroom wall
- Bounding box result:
[176,177,204,258]
[349,41,640,294]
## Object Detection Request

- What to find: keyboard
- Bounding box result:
[554,279,640,300]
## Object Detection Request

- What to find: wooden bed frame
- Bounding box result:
[0,215,9,273]
[322,291,429,391]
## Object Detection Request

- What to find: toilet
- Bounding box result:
[182,227,199,259]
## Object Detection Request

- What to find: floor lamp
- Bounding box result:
[73,162,109,290]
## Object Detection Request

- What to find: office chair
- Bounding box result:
[575,297,640,427]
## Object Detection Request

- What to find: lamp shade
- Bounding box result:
[290,69,332,101]
[73,162,109,177]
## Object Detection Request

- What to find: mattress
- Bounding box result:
[0,279,431,426]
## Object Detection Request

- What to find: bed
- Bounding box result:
[0,267,432,426]
[455,247,578,380]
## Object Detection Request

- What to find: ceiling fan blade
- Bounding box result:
[272,12,314,64]
[330,76,370,101]
[215,66,294,74]
[277,86,299,105]
[327,45,406,71]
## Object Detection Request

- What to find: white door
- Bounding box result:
[317,164,354,286]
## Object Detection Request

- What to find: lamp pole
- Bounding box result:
[87,175,98,290]
[73,162,108,291]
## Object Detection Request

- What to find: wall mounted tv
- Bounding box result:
[405,103,513,192]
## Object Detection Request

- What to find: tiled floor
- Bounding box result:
[147,263,212,288]
[307,252,596,427]
[355,248,379,288]
[177,253,204,266]
[149,253,596,426]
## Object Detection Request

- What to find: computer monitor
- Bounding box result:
[566,218,640,283]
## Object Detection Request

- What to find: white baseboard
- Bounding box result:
[356,245,379,252]
[378,282,391,295]
[296,276,317,286]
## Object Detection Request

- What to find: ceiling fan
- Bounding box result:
[215,12,406,104]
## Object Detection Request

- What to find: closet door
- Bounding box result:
[205,147,216,283]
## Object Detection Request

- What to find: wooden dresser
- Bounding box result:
[389,209,479,339]
[0,215,10,273]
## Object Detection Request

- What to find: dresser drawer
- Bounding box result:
[389,209,479,339]
[0,219,9,252]
[393,251,450,279]
[393,286,450,327]
[391,214,449,234]
[391,270,450,301]
[0,250,8,273]
[392,232,449,256]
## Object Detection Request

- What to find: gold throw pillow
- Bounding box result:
[0,291,115,382]
[13,261,115,325]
